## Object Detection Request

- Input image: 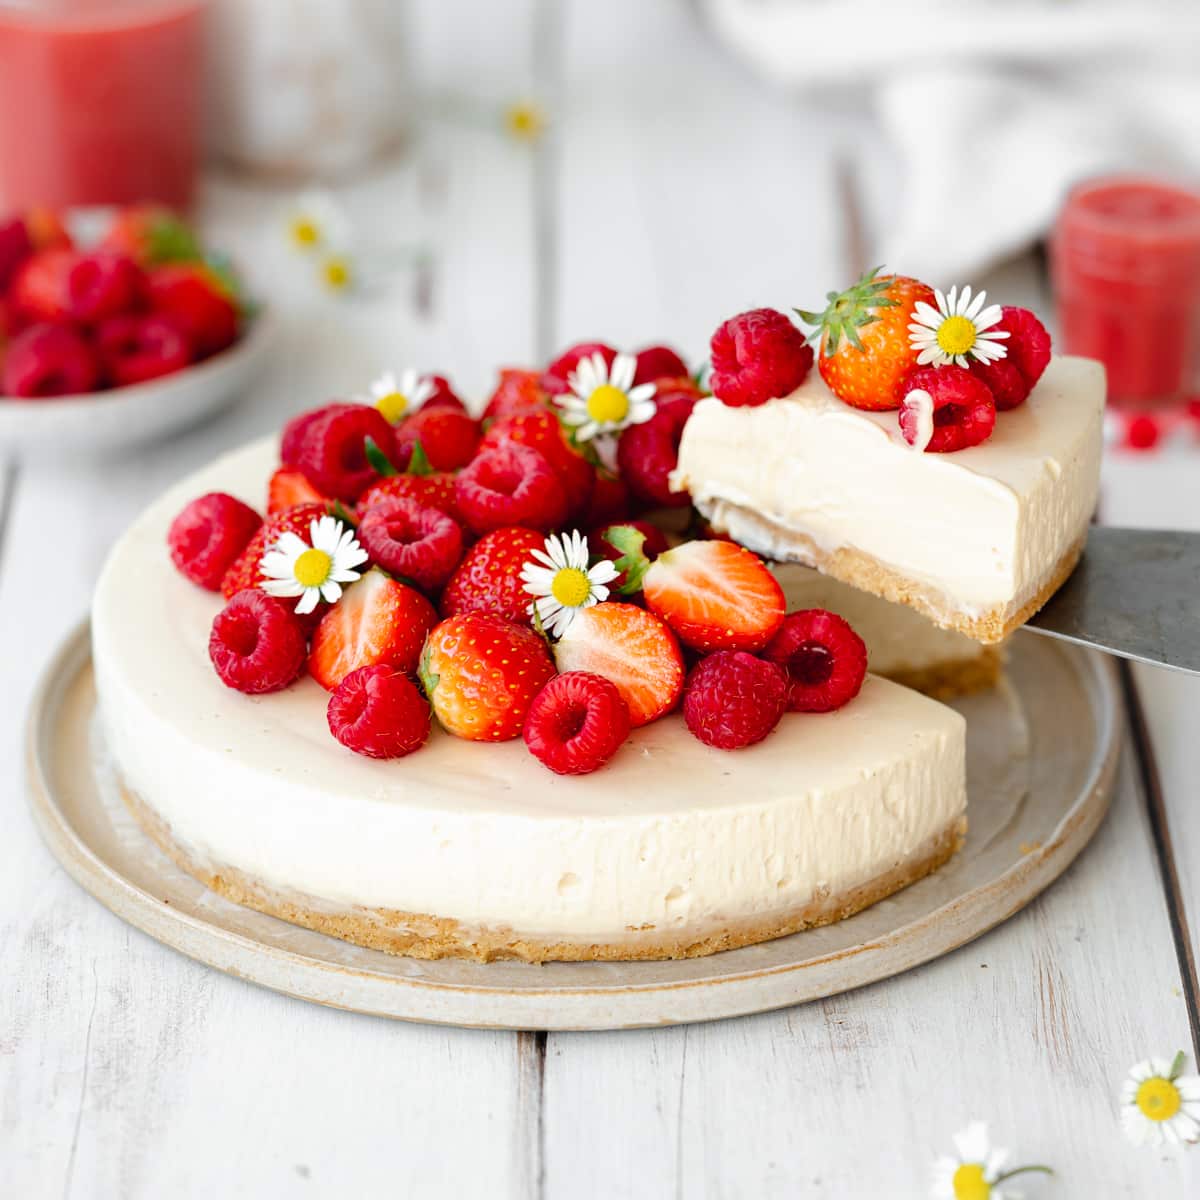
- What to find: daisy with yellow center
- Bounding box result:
[260,516,368,615]
[504,100,547,142]
[931,1122,1052,1200]
[360,369,435,425]
[909,285,1009,368]
[1120,1052,1200,1146]
[521,530,619,639]
[558,352,657,444]
[285,191,349,254]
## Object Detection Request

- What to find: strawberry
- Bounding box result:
[309,567,438,690]
[440,526,547,623]
[393,405,481,472]
[635,538,785,653]
[10,249,77,322]
[420,612,556,741]
[582,468,633,528]
[422,373,468,413]
[479,408,593,518]
[267,468,328,515]
[591,519,668,590]
[483,367,549,423]
[552,602,684,727]
[102,205,201,267]
[147,263,239,357]
[220,502,329,599]
[23,208,72,253]
[797,267,935,411]
[358,470,464,530]
[616,389,696,508]
[0,217,33,292]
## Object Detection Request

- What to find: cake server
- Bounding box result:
[1023,526,1200,674]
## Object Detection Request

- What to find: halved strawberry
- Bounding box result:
[552,602,684,727]
[309,567,438,691]
[220,502,329,599]
[637,539,785,653]
[267,468,328,515]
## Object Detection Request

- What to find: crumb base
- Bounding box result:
[885,646,1005,701]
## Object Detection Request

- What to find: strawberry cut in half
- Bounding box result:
[552,602,684,727]
[309,567,439,691]
[614,534,785,653]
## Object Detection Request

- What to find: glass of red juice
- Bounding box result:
[0,0,207,212]
[1052,176,1200,409]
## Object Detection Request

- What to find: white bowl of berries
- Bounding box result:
[0,207,271,456]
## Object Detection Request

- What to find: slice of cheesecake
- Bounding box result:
[674,356,1104,644]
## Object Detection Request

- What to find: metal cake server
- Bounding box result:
[1023,527,1200,674]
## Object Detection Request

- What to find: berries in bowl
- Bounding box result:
[0,205,270,455]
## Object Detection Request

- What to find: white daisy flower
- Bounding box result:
[557,351,657,443]
[360,368,435,425]
[259,515,368,615]
[931,1121,1051,1199]
[285,190,351,254]
[520,530,619,639]
[1120,1052,1200,1147]
[909,285,1009,368]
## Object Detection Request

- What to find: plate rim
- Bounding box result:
[25,619,1122,1029]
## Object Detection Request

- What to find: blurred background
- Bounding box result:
[4,0,1200,451]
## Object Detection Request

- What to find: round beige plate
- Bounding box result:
[27,622,1120,1031]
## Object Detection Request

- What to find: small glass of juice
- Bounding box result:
[1051,175,1200,409]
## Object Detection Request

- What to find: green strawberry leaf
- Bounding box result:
[604,524,651,595]
[418,644,439,698]
[365,436,398,477]
[406,441,434,477]
[329,499,358,528]
[148,216,201,265]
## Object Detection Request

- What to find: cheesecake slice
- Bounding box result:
[674,356,1104,643]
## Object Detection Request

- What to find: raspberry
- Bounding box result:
[68,251,144,324]
[169,491,263,590]
[542,341,616,396]
[709,308,813,407]
[327,664,431,758]
[762,608,867,713]
[616,389,696,507]
[523,671,631,775]
[483,368,549,422]
[480,408,593,518]
[296,403,396,501]
[440,526,548,623]
[0,216,32,292]
[357,471,465,529]
[209,590,307,694]
[356,497,464,592]
[280,402,352,468]
[899,365,996,452]
[633,344,688,385]
[454,442,567,534]
[220,502,329,599]
[393,406,481,472]
[591,519,669,590]
[682,651,788,750]
[1,323,99,397]
[95,314,192,386]
[969,355,1029,412]
[997,306,1051,389]
[583,469,633,527]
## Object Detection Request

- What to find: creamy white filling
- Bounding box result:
[92,439,967,941]
[672,356,1105,619]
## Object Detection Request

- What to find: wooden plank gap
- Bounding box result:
[1120,660,1200,1057]
[532,0,564,361]
[515,1030,547,1199]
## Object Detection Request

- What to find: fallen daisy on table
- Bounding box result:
[260,516,368,615]
[930,1121,1053,1199]
[521,530,618,639]
[1120,1051,1200,1146]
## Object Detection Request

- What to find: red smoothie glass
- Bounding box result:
[1052,176,1200,409]
[0,0,207,212]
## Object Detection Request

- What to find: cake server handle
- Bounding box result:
[1022,526,1200,674]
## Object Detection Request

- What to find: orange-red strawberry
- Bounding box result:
[309,568,438,691]
[220,502,329,599]
[552,602,684,727]
[796,267,935,411]
[419,612,555,741]
[267,468,328,515]
[482,367,550,423]
[102,205,201,267]
[639,539,785,653]
[440,526,547,623]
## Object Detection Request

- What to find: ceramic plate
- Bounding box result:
[26,622,1120,1030]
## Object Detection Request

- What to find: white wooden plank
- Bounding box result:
[0,8,545,1191]
[542,745,1196,1198]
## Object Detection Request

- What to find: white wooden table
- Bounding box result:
[3,3,1198,1195]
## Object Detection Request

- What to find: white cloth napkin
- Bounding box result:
[700,0,1200,281]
